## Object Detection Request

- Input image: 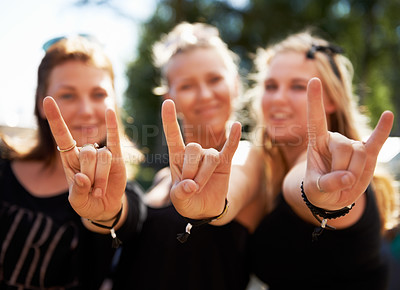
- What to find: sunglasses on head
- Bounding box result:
[42,33,100,52]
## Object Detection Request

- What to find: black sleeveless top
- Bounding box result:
[112,204,250,290]
[248,186,389,290]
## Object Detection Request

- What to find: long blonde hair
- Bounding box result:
[249,30,398,231]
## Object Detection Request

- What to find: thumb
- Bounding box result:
[171,180,199,202]
[315,171,355,194]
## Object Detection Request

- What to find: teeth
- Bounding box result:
[272,113,289,119]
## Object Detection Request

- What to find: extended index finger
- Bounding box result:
[161,99,185,156]
[307,77,329,147]
[43,96,76,150]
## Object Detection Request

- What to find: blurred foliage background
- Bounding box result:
[82,0,400,189]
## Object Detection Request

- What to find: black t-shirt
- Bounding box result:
[112,204,250,290]
[248,186,390,290]
[0,158,144,290]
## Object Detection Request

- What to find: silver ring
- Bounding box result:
[316,175,324,192]
[57,140,77,153]
[82,143,99,149]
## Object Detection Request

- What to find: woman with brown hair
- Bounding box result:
[0,35,144,289]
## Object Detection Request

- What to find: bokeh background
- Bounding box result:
[1,0,399,189]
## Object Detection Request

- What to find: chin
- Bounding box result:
[75,137,106,147]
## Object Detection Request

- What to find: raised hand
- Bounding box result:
[162,99,241,219]
[303,77,394,210]
[43,96,127,221]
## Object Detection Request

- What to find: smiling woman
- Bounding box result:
[0,35,144,289]
[110,22,258,290]
[0,0,157,129]
[43,60,113,146]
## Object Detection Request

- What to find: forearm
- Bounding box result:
[211,145,265,228]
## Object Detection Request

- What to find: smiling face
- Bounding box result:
[166,47,237,145]
[43,60,115,146]
[262,51,335,147]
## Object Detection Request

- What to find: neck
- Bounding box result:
[279,142,308,170]
[183,127,227,150]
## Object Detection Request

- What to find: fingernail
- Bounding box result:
[93,188,103,197]
[75,177,84,187]
[184,182,197,193]
[341,174,352,186]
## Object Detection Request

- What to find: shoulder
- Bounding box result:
[232,140,263,166]
[143,167,172,208]
[126,180,145,196]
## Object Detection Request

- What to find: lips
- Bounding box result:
[72,125,97,131]
[195,105,220,117]
[271,112,289,120]
[69,125,101,138]
[269,111,292,122]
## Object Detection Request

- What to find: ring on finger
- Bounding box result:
[82,143,99,149]
[316,175,324,193]
[57,140,77,153]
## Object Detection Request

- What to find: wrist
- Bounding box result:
[177,199,229,243]
[91,207,122,225]
[87,205,124,248]
[300,181,355,241]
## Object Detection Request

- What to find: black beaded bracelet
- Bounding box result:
[177,199,229,243]
[88,205,123,248]
[300,181,355,241]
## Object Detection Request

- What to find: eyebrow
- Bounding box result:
[265,77,309,83]
[55,85,76,90]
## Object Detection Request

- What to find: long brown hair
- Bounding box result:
[2,36,142,175]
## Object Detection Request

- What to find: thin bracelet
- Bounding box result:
[87,205,123,248]
[300,181,355,241]
[177,199,229,243]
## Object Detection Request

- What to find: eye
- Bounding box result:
[209,75,223,84]
[59,93,75,100]
[92,91,108,99]
[291,84,307,91]
[264,82,277,91]
[178,83,193,91]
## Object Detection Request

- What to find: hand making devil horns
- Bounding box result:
[43,96,127,224]
[161,98,242,220]
[300,77,394,210]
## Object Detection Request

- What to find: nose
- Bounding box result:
[197,83,213,100]
[78,98,95,115]
[270,87,288,102]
